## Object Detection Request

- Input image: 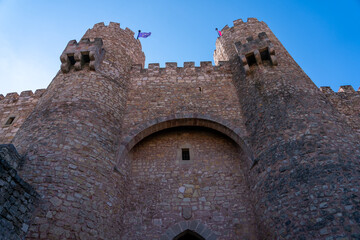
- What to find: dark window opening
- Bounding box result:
[246,36,254,42]
[173,230,205,240]
[246,53,257,66]
[82,52,90,63]
[5,117,15,126]
[260,48,271,62]
[68,55,76,65]
[182,148,190,160]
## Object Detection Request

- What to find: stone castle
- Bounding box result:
[0,18,359,240]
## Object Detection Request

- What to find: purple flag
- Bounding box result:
[137,32,151,39]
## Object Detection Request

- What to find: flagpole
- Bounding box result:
[137,30,141,39]
[215,28,220,37]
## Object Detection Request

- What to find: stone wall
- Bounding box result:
[0,144,39,240]
[320,85,360,134]
[0,89,45,143]
[123,61,245,130]
[119,61,248,158]
[0,19,359,239]
[218,18,360,239]
[123,127,257,239]
[11,22,145,239]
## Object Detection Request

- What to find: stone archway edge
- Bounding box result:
[115,114,254,167]
[160,220,217,240]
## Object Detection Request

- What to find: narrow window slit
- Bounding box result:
[68,55,76,65]
[246,53,257,66]
[82,52,90,63]
[260,47,271,62]
[5,117,15,126]
[182,148,190,160]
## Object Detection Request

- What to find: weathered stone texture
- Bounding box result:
[125,62,242,126]
[216,18,360,239]
[11,22,145,239]
[320,86,360,134]
[0,90,45,144]
[0,144,39,240]
[121,61,247,151]
[124,127,257,239]
[0,18,359,239]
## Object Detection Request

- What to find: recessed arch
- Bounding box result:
[174,229,205,240]
[115,114,253,170]
[160,220,217,240]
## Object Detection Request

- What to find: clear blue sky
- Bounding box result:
[0,0,359,95]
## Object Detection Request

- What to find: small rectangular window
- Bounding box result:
[246,53,257,66]
[260,47,270,62]
[68,55,76,65]
[5,117,15,126]
[82,52,90,63]
[182,148,190,160]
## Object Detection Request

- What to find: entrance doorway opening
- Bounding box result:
[173,230,205,240]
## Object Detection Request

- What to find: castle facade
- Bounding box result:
[0,18,359,240]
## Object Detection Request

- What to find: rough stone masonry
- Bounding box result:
[0,18,359,240]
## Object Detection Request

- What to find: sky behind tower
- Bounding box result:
[0,0,359,95]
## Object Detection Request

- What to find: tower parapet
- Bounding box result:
[83,22,145,71]
[214,18,270,65]
[234,32,278,75]
[60,38,104,73]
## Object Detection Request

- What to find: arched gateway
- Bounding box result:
[160,221,216,240]
[174,230,205,240]
[118,116,259,239]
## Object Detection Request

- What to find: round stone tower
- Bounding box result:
[12,22,145,239]
[214,18,360,239]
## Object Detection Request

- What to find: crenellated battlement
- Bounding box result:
[213,18,271,65]
[319,85,360,134]
[319,85,360,94]
[60,38,105,73]
[220,18,261,34]
[82,21,145,70]
[90,21,136,37]
[234,32,278,74]
[0,89,46,144]
[130,61,231,75]
[0,89,46,104]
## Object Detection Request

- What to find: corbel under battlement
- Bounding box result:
[234,32,278,75]
[60,38,105,73]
